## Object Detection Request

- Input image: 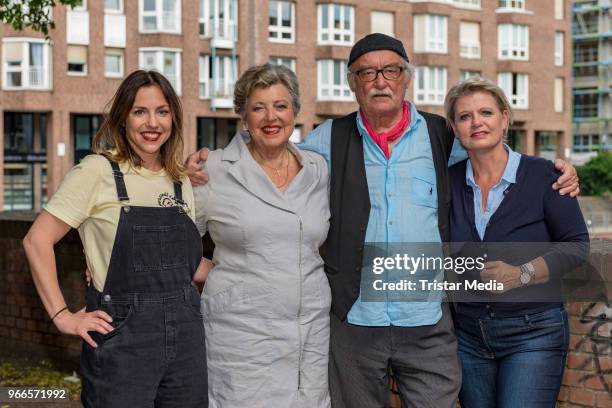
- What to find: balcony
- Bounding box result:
[210,80,234,109]
[4,66,49,90]
[210,18,237,49]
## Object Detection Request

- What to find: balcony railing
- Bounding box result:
[162,11,177,31]
[28,67,43,87]
[210,18,237,40]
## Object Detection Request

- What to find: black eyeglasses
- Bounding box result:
[350,65,406,82]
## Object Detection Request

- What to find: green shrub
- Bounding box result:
[577,152,612,196]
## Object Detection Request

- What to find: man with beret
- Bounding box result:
[300,32,463,408]
[186,33,579,407]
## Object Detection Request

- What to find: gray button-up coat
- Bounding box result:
[194,132,332,408]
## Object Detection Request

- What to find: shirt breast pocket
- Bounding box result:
[409,168,438,209]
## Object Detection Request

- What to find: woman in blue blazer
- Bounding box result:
[444,77,589,408]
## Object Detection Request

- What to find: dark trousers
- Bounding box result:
[329,304,461,408]
[81,286,208,408]
[456,307,569,408]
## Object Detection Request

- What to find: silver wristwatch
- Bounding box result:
[519,262,535,286]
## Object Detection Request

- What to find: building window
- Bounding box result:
[3,112,48,211]
[460,70,481,81]
[554,31,564,66]
[317,60,352,101]
[573,41,598,77]
[199,55,237,99]
[200,0,238,41]
[270,57,296,73]
[104,0,122,12]
[199,0,209,36]
[498,0,524,11]
[105,50,123,78]
[554,0,563,20]
[573,11,598,36]
[140,0,181,34]
[454,0,480,8]
[139,49,181,94]
[554,78,564,112]
[459,22,480,59]
[371,11,394,36]
[197,117,238,149]
[498,72,528,109]
[574,134,600,152]
[318,4,354,46]
[573,91,598,119]
[2,40,51,90]
[415,66,447,105]
[269,1,294,43]
[67,45,87,75]
[73,114,101,163]
[413,15,448,54]
[498,24,529,60]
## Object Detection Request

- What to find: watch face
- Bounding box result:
[520,271,531,285]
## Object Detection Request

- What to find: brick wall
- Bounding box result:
[0,215,86,370]
[559,300,612,408]
[0,216,610,405]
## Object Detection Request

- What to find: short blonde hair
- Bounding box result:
[233,63,300,118]
[444,77,514,127]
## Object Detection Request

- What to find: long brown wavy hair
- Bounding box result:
[92,70,185,181]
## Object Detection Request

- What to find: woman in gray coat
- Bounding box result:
[193,64,332,407]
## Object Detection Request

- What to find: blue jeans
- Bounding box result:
[456,307,569,408]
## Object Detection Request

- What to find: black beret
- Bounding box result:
[348,33,409,67]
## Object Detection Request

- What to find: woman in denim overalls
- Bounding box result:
[24,70,209,407]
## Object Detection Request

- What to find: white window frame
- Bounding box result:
[414,66,447,105]
[104,50,124,78]
[371,11,395,37]
[498,24,529,60]
[199,55,210,98]
[2,38,52,90]
[453,0,480,9]
[554,31,564,66]
[459,21,480,59]
[138,48,182,94]
[460,70,481,81]
[268,1,295,43]
[139,0,181,34]
[104,0,123,13]
[414,15,448,54]
[318,4,354,46]
[498,72,528,109]
[270,56,297,73]
[67,45,87,76]
[199,0,210,37]
[201,0,238,42]
[497,0,525,11]
[554,77,564,112]
[317,60,352,101]
[199,54,237,100]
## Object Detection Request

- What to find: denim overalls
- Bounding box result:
[80,158,208,407]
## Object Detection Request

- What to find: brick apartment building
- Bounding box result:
[0,0,572,211]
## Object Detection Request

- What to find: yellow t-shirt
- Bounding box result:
[45,154,196,291]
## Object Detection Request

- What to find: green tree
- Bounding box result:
[577,152,612,196]
[0,0,80,37]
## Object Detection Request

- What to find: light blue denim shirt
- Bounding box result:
[300,102,467,326]
[466,145,522,240]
